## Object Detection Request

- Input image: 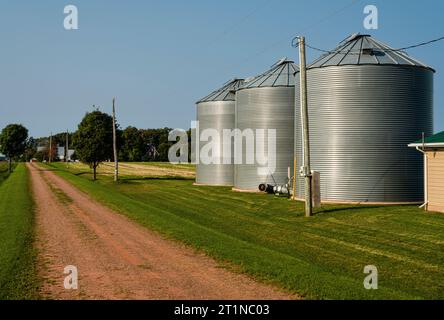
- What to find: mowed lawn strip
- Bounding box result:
[0,164,39,299]
[44,162,444,300]
[0,161,12,184]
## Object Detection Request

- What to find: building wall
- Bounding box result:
[427,150,444,213]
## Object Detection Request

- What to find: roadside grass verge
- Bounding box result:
[0,161,16,185]
[0,164,39,299]
[43,162,444,300]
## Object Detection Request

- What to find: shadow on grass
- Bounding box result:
[74,171,92,177]
[314,205,387,216]
[121,176,194,182]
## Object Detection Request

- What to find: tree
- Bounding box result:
[0,124,29,173]
[119,126,145,161]
[46,143,59,162]
[34,150,46,162]
[24,137,37,161]
[34,143,57,162]
[51,132,74,148]
[139,127,173,161]
[72,111,114,180]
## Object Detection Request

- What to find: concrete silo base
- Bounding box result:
[292,197,422,206]
[231,187,262,194]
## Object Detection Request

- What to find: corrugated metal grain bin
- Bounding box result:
[235,58,299,191]
[195,79,244,186]
[295,34,434,203]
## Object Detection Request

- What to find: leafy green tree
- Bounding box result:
[51,132,74,149]
[0,124,29,173]
[120,126,145,161]
[72,111,114,180]
[24,137,37,161]
[139,127,173,161]
[34,150,46,162]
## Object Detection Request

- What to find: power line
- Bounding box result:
[392,36,444,51]
[225,0,362,69]
[297,0,362,36]
[303,36,444,55]
[207,0,274,46]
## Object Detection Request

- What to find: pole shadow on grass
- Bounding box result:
[314,205,393,216]
[74,171,93,176]
[121,176,195,182]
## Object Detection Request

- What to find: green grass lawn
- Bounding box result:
[0,164,39,299]
[43,162,444,300]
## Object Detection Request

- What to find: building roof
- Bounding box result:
[197,78,244,103]
[309,34,435,72]
[239,58,299,89]
[409,131,444,148]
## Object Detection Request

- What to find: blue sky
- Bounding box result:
[0,0,443,137]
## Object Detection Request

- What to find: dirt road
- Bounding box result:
[28,163,294,300]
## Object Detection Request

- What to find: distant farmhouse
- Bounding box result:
[36,145,75,161]
[57,146,75,161]
[409,131,444,213]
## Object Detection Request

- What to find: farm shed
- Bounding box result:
[409,131,444,213]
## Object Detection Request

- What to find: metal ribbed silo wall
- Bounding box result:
[196,101,235,186]
[235,87,295,191]
[295,65,433,202]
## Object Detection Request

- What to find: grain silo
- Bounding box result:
[295,34,434,203]
[234,58,299,191]
[195,78,244,186]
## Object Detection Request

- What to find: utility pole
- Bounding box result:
[49,132,52,163]
[292,157,297,200]
[65,130,69,163]
[298,36,313,217]
[112,98,119,182]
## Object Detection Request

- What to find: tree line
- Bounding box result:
[0,109,188,177]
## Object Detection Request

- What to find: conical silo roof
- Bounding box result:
[309,33,435,72]
[240,58,299,89]
[197,78,244,103]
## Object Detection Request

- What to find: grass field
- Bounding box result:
[64,161,195,179]
[0,164,38,299]
[43,162,444,300]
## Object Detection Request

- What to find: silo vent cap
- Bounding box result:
[271,57,293,68]
[239,59,299,89]
[196,78,245,103]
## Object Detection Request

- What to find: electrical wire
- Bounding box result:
[303,36,444,55]
[390,36,444,51]
[207,0,274,46]
[225,0,362,69]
